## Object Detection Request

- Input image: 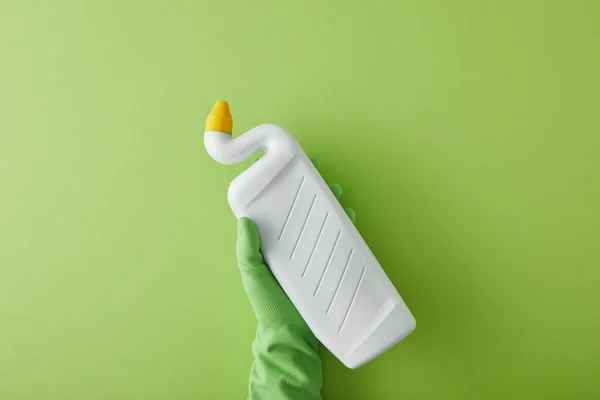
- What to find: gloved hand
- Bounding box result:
[236,159,355,400]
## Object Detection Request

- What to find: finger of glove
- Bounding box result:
[308,160,356,224]
[344,208,356,223]
[329,184,342,199]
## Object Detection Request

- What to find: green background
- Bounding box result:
[1,1,599,399]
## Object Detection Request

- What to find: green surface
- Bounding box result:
[1,1,599,399]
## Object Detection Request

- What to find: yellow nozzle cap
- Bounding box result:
[205,100,233,134]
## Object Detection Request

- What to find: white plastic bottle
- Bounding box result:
[204,101,415,368]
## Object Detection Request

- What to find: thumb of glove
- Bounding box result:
[236,217,303,326]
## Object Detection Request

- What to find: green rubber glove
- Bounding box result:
[236,159,355,400]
